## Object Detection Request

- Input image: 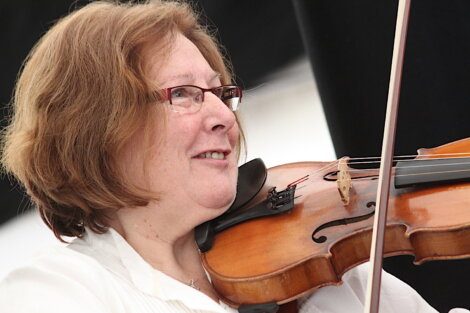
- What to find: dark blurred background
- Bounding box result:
[1,0,469,311]
[292,1,470,311]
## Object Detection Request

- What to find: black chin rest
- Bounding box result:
[195,158,267,252]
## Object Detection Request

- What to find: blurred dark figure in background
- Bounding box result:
[293,0,470,311]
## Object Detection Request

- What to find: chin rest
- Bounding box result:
[195,158,267,252]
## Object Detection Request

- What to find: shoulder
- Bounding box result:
[3,242,111,284]
[0,244,121,313]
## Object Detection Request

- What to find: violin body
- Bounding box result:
[201,138,470,306]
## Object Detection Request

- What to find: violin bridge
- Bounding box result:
[337,157,353,205]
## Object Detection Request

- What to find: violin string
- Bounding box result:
[307,153,470,177]
[291,153,470,189]
[345,152,470,165]
[313,160,340,176]
[341,167,470,178]
[343,163,470,180]
[295,167,470,193]
[293,160,340,182]
[345,158,470,167]
[393,167,470,178]
[347,151,470,160]
[309,153,470,176]
[346,160,470,172]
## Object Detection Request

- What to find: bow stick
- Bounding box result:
[364,0,412,312]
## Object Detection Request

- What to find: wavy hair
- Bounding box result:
[1,1,236,240]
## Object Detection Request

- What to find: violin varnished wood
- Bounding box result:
[201,138,470,306]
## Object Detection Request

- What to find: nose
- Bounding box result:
[202,91,237,133]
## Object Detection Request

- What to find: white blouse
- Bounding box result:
[0,228,465,313]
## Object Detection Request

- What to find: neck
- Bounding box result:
[107,204,220,302]
[394,157,470,188]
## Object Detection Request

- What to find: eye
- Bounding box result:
[194,93,204,103]
[218,86,241,111]
[171,87,189,99]
[220,87,239,101]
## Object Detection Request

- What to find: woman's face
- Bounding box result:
[122,33,240,224]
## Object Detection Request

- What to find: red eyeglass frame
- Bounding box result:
[162,85,243,105]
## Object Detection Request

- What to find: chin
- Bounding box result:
[211,188,237,210]
[197,184,236,214]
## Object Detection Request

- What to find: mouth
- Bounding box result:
[194,150,230,160]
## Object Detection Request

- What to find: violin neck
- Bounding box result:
[394,157,470,188]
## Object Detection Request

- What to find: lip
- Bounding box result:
[192,148,232,160]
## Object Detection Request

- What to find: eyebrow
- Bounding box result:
[162,72,221,86]
[165,73,194,83]
[209,72,222,83]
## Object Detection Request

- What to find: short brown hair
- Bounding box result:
[1,1,235,240]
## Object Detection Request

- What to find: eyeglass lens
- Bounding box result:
[169,86,241,112]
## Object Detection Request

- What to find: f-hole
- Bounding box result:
[311,202,376,244]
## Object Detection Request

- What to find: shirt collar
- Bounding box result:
[72,228,230,313]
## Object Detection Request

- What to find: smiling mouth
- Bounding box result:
[195,151,227,160]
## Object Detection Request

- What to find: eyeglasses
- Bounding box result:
[163,85,242,113]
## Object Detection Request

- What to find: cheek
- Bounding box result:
[118,137,147,188]
[144,127,193,190]
[230,122,241,146]
[165,115,201,148]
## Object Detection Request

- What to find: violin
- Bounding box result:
[199,137,470,307]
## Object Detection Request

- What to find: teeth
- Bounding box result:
[212,152,224,160]
[198,151,225,160]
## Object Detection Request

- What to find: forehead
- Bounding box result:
[147,33,218,87]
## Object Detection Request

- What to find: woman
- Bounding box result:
[0,1,461,312]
